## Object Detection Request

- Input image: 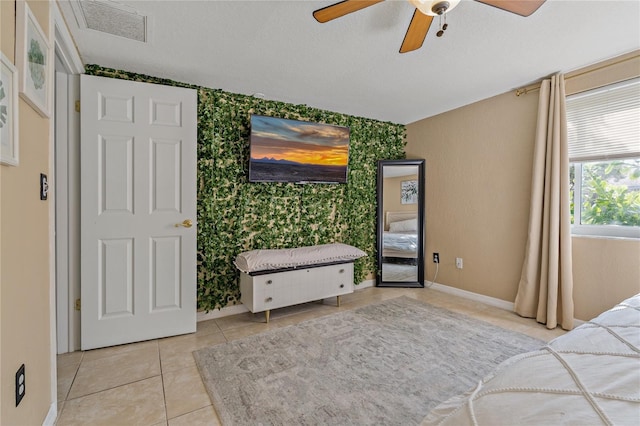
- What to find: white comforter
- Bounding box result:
[383,231,417,252]
[423,294,640,426]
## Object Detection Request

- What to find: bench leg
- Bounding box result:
[337,295,341,307]
[265,310,270,323]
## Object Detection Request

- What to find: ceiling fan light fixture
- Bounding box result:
[408,0,461,16]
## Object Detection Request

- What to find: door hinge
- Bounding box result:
[75,298,81,311]
[75,100,80,113]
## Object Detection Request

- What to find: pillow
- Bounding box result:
[234,243,367,274]
[388,218,417,232]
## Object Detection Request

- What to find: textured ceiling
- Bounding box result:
[58,0,640,124]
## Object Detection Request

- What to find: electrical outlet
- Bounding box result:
[16,364,25,407]
[40,173,49,200]
[456,257,463,269]
[433,252,439,263]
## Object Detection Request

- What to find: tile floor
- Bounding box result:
[55,286,567,425]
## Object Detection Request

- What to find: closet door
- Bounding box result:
[80,74,197,350]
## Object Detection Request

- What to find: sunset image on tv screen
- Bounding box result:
[249,115,350,183]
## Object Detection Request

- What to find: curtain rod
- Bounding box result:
[514,54,638,97]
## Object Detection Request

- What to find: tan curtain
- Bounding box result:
[514,74,574,331]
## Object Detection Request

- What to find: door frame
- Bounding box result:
[48,2,84,423]
[53,0,84,354]
[54,70,81,354]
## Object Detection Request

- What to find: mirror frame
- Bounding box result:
[376,159,425,288]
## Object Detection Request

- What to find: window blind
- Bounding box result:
[566,77,640,162]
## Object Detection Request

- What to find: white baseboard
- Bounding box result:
[428,282,586,327]
[43,401,57,426]
[356,279,376,289]
[197,303,250,322]
[427,282,515,311]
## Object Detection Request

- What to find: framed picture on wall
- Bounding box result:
[1,52,19,166]
[401,180,418,204]
[16,0,51,118]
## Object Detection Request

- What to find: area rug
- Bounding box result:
[193,296,544,425]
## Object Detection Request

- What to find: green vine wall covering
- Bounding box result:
[85,65,406,312]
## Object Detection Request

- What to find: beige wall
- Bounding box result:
[1,1,53,424]
[406,90,537,301]
[406,51,640,322]
[572,237,640,320]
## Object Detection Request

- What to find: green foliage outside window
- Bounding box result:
[571,159,640,227]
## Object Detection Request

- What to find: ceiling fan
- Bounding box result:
[313,0,546,53]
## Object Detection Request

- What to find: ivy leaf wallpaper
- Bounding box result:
[85,65,406,312]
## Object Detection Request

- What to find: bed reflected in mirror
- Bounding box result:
[376,159,425,287]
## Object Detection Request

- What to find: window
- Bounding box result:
[567,78,640,238]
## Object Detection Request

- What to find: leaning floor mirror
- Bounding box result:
[376,159,425,287]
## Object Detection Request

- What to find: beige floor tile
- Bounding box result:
[163,365,212,419]
[57,401,65,420]
[168,405,220,426]
[214,300,329,331]
[380,287,414,298]
[275,306,339,327]
[213,311,257,331]
[56,286,572,425]
[471,311,538,335]
[430,296,477,312]
[339,291,387,309]
[82,339,158,362]
[57,376,166,426]
[221,320,282,342]
[521,323,568,341]
[68,344,160,399]
[159,331,227,373]
[267,300,338,322]
[57,363,79,402]
[57,351,83,369]
[196,318,222,336]
[413,288,446,304]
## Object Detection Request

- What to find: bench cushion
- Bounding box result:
[234,243,367,274]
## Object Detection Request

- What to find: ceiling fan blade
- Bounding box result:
[475,0,546,17]
[399,10,433,54]
[313,0,385,23]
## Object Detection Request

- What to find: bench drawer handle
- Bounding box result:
[339,284,344,288]
[339,269,345,273]
[266,279,273,285]
[265,297,273,303]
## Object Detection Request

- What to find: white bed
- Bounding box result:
[382,211,418,259]
[423,293,640,425]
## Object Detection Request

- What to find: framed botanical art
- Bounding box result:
[1,52,19,166]
[401,180,418,204]
[16,0,51,117]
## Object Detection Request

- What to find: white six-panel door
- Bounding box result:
[80,74,197,350]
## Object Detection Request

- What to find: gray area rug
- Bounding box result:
[193,296,544,425]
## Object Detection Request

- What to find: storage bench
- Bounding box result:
[234,243,366,323]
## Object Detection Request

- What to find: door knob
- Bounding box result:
[175,219,193,228]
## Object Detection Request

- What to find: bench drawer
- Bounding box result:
[240,263,354,314]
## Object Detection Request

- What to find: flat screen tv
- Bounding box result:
[248,115,350,183]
